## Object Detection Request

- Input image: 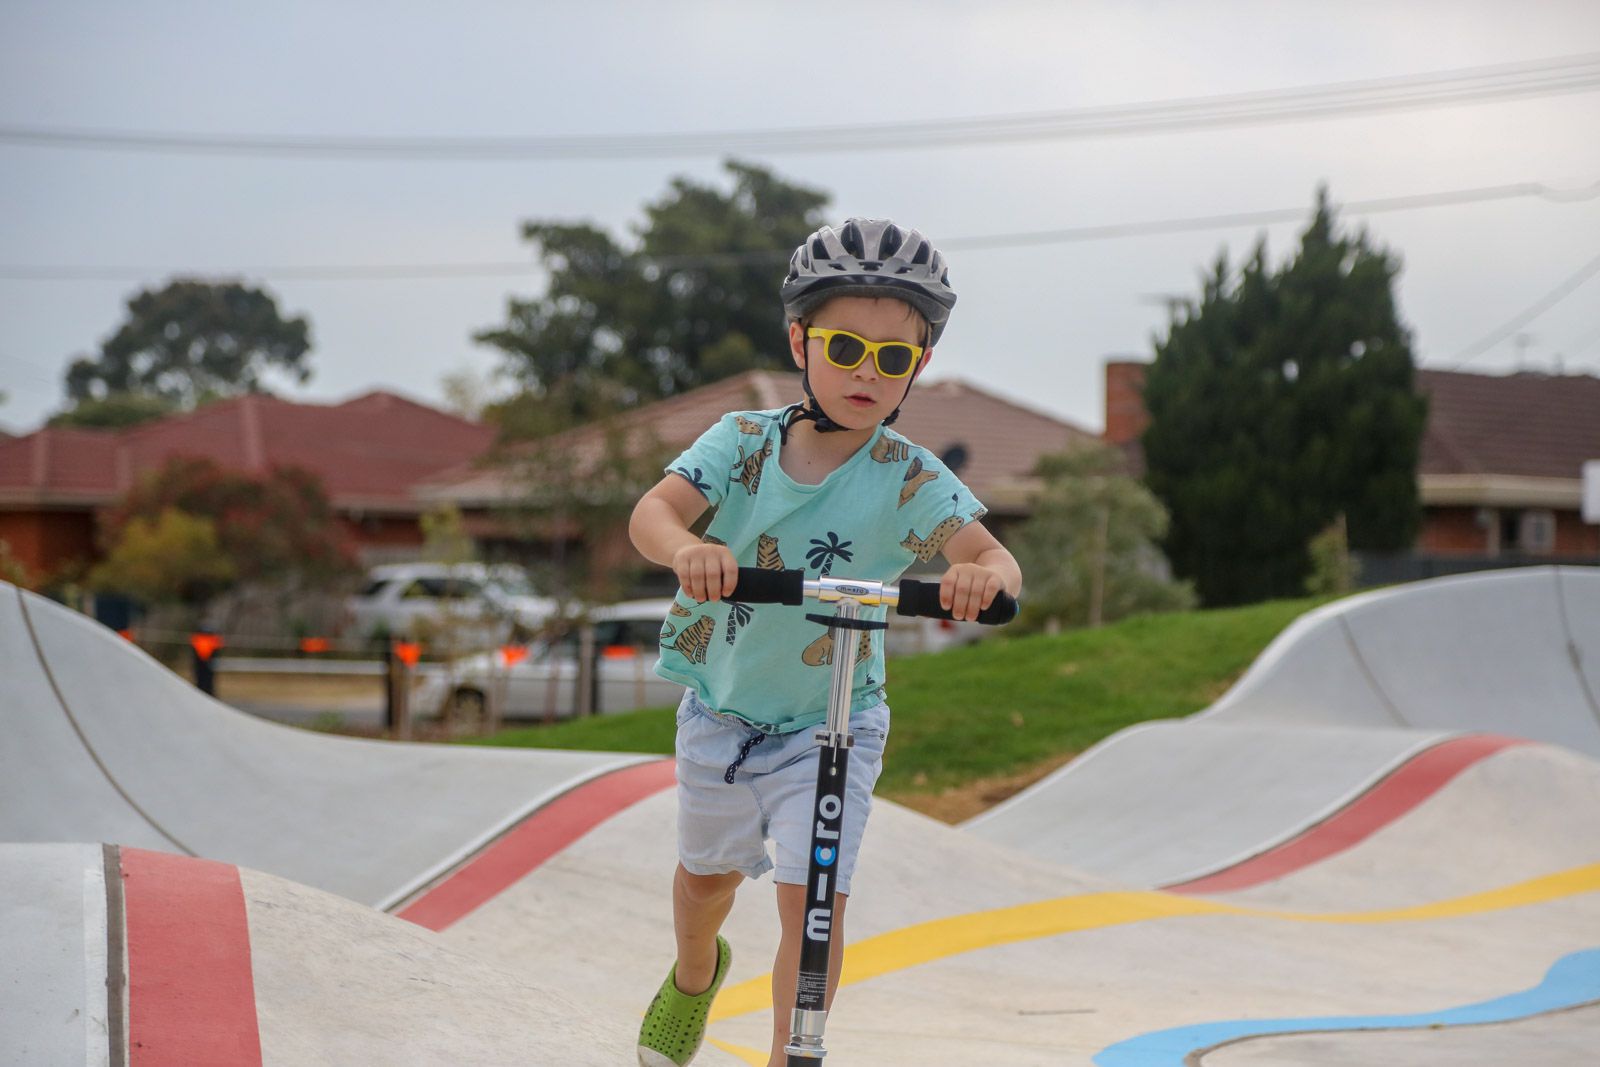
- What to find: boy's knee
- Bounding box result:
[676,865,743,905]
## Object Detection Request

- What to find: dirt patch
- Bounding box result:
[883,750,1080,825]
[215,673,383,704]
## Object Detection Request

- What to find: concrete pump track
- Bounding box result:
[4,566,1599,1064]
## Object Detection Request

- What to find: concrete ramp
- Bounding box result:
[1204,566,1600,751]
[0,582,653,907]
[965,567,1600,886]
[6,570,1600,1065]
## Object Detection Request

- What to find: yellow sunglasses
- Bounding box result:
[806,327,925,379]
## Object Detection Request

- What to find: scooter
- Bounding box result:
[731,566,1018,1064]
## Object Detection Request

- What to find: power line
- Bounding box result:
[1447,249,1600,368]
[3,53,1598,160]
[0,178,1593,283]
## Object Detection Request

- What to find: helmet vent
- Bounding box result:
[840,221,865,256]
[811,238,829,259]
[910,244,931,266]
[879,227,904,257]
[860,263,880,272]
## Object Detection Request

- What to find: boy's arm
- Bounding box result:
[629,474,738,602]
[938,521,1022,622]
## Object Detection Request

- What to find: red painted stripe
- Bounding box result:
[1164,734,1528,895]
[397,759,676,931]
[121,847,262,1066]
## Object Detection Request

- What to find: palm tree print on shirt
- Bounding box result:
[806,532,854,576]
[725,601,753,645]
[673,466,713,495]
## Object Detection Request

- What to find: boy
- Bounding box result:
[630,218,1022,1066]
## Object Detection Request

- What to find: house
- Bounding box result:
[0,391,495,587]
[414,369,1100,590]
[1102,360,1600,580]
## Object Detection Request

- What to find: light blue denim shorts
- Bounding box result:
[674,688,890,896]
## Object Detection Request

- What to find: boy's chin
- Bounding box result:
[829,400,885,430]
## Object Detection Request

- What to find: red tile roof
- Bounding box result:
[1416,369,1600,480]
[1108,364,1600,485]
[0,391,493,510]
[417,370,1098,514]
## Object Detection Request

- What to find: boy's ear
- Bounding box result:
[789,320,807,368]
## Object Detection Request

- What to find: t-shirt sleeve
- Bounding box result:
[898,445,988,562]
[664,414,741,507]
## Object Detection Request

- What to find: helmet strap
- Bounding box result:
[779,319,849,443]
[881,321,931,428]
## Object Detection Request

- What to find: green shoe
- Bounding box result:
[637,935,732,1066]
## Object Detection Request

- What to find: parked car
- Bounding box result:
[344,562,559,647]
[414,598,684,723]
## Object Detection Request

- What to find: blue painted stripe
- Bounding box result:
[1093,948,1600,1066]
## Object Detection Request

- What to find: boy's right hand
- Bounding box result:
[672,543,738,603]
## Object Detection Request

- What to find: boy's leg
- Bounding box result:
[673,863,744,994]
[766,883,848,1066]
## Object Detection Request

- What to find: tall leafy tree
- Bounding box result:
[1011,442,1195,631]
[1142,188,1427,607]
[476,159,829,435]
[99,456,357,595]
[63,278,312,410]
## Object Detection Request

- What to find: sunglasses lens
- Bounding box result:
[877,344,916,377]
[826,333,867,369]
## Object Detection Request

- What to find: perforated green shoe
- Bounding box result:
[637,935,732,1066]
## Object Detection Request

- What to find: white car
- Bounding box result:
[344,562,559,646]
[415,599,684,722]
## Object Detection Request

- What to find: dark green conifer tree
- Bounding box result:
[1142,188,1427,606]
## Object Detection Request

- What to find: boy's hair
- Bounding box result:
[780,218,956,344]
[791,294,929,342]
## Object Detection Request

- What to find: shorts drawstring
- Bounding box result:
[723,730,767,784]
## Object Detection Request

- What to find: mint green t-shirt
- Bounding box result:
[653,407,986,734]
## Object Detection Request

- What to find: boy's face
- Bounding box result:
[788,296,931,431]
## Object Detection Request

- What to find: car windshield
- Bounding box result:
[488,573,538,598]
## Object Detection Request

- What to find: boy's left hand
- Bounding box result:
[940,563,1007,622]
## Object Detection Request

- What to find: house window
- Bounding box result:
[1521,510,1556,555]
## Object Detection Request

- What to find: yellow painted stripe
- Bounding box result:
[708,862,1600,1025]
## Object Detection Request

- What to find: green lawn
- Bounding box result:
[460,594,1332,806]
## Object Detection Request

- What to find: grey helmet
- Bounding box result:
[777,218,956,440]
[781,218,957,344]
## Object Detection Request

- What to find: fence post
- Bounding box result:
[391,641,421,741]
[190,631,223,696]
[576,625,596,718]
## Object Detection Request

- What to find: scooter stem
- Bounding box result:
[784,595,862,1063]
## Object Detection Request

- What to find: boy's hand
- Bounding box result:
[673,543,738,603]
[940,563,1006,622]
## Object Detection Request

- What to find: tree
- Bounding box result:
[1142,187,1428,607]
[48,392,179,430]
[1010,443,1195,631]
[63,278,312,410]
[98,457,358,616]
[475,159,829,434]
[492,413,675,606]
[88,509,235,608]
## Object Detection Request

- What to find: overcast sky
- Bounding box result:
[2,1,1598,437]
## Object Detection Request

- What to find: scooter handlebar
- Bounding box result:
[730,566,806,605]
[894,578,1019,626]
[730,567,1018,625]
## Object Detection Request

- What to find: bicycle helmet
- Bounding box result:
[781,218,957,343]
[778,218,956,439]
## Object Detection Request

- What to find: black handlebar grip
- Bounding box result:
[894,579,1019,626]
[732,567,805,605]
